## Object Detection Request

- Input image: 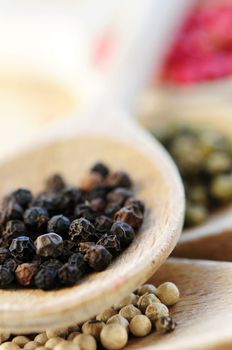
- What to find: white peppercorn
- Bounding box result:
[156,282,180,306]
[45,337,64,348]
[129,315,152,337]
[113,293,138,310]
[73,334,97,350]
[24,341,40,350]
[96,307,117,322]
[155,316,176,333]
[35,347,48,350]
[54,341,79,350]
[119,304,141,321]
[46,328,68,339]
[67,332,81,341]
[0,334,10,345]
[100,324,128,350]
[136,284,156,295]
[145,302,169,323]
[11,336,29,347]
[34,333,48,345]
[0,343,20,350]
[82,320,105,340]
[137,293,161,312]
[107,315,129,332]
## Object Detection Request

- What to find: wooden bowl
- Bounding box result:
[139,105,232,262]
[125,258,232,350]
[0,107,184,332]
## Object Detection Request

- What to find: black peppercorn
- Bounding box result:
[84,244,112,271]
[86,184,112,201]
[45,174,66,193]
[91,162,109,178]
[89,197,106,212]
[97,234,121,256]
[35,233,63,258]
[0,247,10,264]
[74,204,96,222]
[15,262,39,287]
[107,188,133,207]
[9,236,35,262]
[110,221,135,246]
[41,259,63,270]
[4,258,19,272]
[58,263,82,286]
[107,171,132,188]
[94,216,113,233]
[3,220,26,246]
[0,265,14,287]
[24,206,49,230]
[56,187,83,215]
[69,218,95,242]
[48,215,70,237]
[78,241,95,254]
[34,267,58,290]
[124,198,145,214]
[6,188,33,209]
[114,205,143,230]
[68,252,88,274]
[32,193,58,216]
[0,201,24,224]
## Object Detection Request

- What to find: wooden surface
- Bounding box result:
[0,106,184,333]
[139,107,232,262]
[125,258,232,350]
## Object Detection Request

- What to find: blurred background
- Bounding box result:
[1,0,232,159]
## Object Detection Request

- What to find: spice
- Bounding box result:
[154,124,232,227]
[129,315,152,337]
[100,324,128,350]
[136,283,156,295]
[145,302,169,324]
[113,293,138,310]
[155,316,176,333]
[82,320,105,340]
[35,233,63,258]
[0,162,144,290]
[119,304,141,322]
[96,307,117,322]
[15,262,38,286]
[156,282,180,306]
[12,336,29,347]
[137,293,161,313]
[107,315,129,332]
[9,236,35,261]
[73,334,97,350]
[84,245,112,271]
[114,206,143,230]
[48,215,70,237]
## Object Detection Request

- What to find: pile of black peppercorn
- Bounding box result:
[0,162,145,290]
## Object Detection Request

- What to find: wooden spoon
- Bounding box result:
[125,257,232,350]
[139,111,232,261]
[0,104,184,333]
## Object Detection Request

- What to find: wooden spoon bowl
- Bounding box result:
[0,106,184,332]
[139,110,232,262]
[125,258,232,350]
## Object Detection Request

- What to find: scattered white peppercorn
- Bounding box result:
[82,320,105,340]
[100,324,128,350]
[35,347,48,350]
[119,304,141,321]
[73,334,97,350]
[34,333,48,345]
[107,315,129,332]
[45,337,64,348]
[23,341,40,350]
[145,302,169,324]
[46,328,69,339]
[0,334,10,345]
[96,307,117,322]
[114,293,138,310]
[129,315,152,337]
[67,332,81,341]
[54,341,80,350]
[136,284,156,295]
[12,336,29,347]
[0,344,20,350]
[137,293,161,312]
[156,282,180,306]
[155,316,176,333]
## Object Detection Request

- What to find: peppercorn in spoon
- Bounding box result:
[0,103,184,332]
[139,110,232,262]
